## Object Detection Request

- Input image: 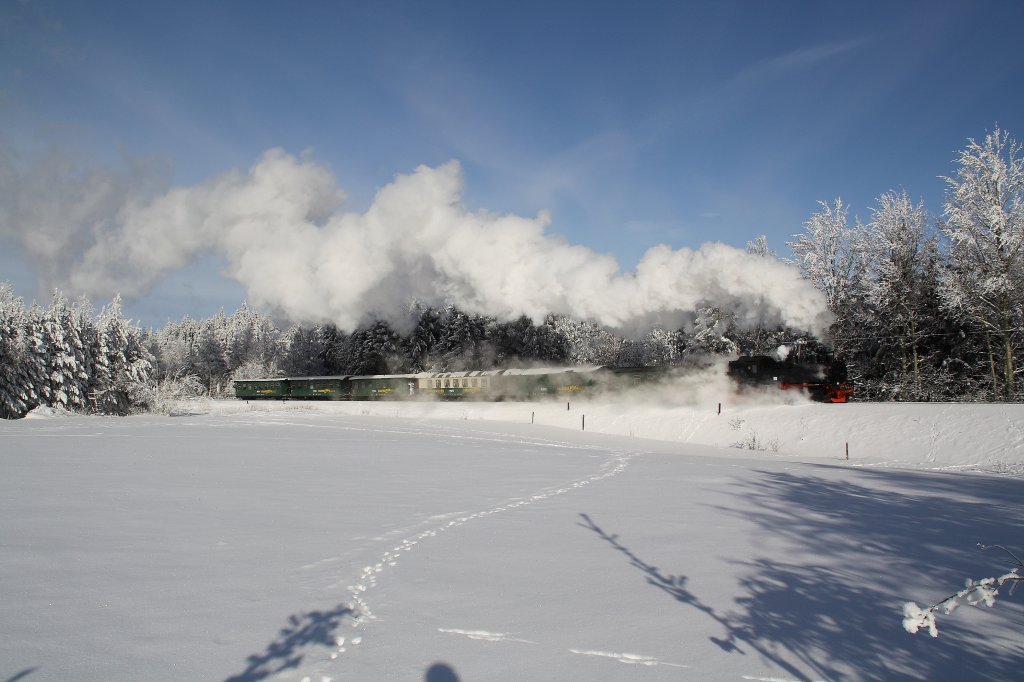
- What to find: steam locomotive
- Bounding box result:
[234,356,852,403]
[726,354,853,403]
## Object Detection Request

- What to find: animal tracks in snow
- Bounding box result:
[334,448,633,639]
[327,635,361,660]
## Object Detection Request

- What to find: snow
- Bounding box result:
[2,397,1023,681]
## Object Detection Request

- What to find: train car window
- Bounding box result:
[481,378,488,387]
[435,380,442,388]
[444,380,450,388]
[471,379,478,387]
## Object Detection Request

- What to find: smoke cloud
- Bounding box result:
[2,148,831,334]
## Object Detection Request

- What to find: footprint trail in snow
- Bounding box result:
[334,448,633,646]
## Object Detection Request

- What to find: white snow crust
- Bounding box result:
[1,397,1022,681]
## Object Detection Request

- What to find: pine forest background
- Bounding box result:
[1,128,1022,418]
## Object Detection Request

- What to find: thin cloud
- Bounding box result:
[736,38,869,84]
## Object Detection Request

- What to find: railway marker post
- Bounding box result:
[845,442,849,461]
[582,414,585,431]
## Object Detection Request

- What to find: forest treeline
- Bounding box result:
[0,286,774,418]
[1,127,1021,417]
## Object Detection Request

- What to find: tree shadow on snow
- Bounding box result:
[579,513,810,681]
[3,669,38,682]
[710,466,1024,681]
[580,466,1024,681]
[222,602,353,682]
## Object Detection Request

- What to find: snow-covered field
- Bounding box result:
[2,396,1023,681]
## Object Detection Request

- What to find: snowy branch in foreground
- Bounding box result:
[902,544,1022,637]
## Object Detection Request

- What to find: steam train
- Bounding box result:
[234,356,852,403]
[726,354,853,403]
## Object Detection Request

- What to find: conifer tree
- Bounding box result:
[0,285,30,418]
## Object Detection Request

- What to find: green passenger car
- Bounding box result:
[286,376,352,400]
[233,379,289,399]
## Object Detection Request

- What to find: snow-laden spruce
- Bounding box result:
[0,286,153,418]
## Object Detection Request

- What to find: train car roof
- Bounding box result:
[236,367,609,382]
[418,370,487,378]
[420,366,604,378]
[234,376,358,382]
[500,366,604,375]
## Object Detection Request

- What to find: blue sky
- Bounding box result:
[2,0,1023,327]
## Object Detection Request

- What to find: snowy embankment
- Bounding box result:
[2,397,1023,682]
[187,395,1024,473]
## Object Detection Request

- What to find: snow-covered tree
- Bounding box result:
[280,324,328,377]
[219,303,281,374]
[788,199,858,317]
[746,234,776,259]
[940,127,1024,398]
[196,322,230,394]
[319,324,349,375]
[230,357,283,381]
[788,199,870,380]
[433,306,489,370]
[42,292,90,411]
[689,307,739,356]
[147,370,207,414]
[155,317,204,381]
[549,315,621,366]
[95,296,154,414]
[346,320,405,374]
[858,191,938,397]
[490,315,566,367]
[406,306,444,371]
[642,327,685,366]
[21,304,49,410]
[0,285,32,418]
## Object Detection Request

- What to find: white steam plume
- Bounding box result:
[2,148,831,334]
